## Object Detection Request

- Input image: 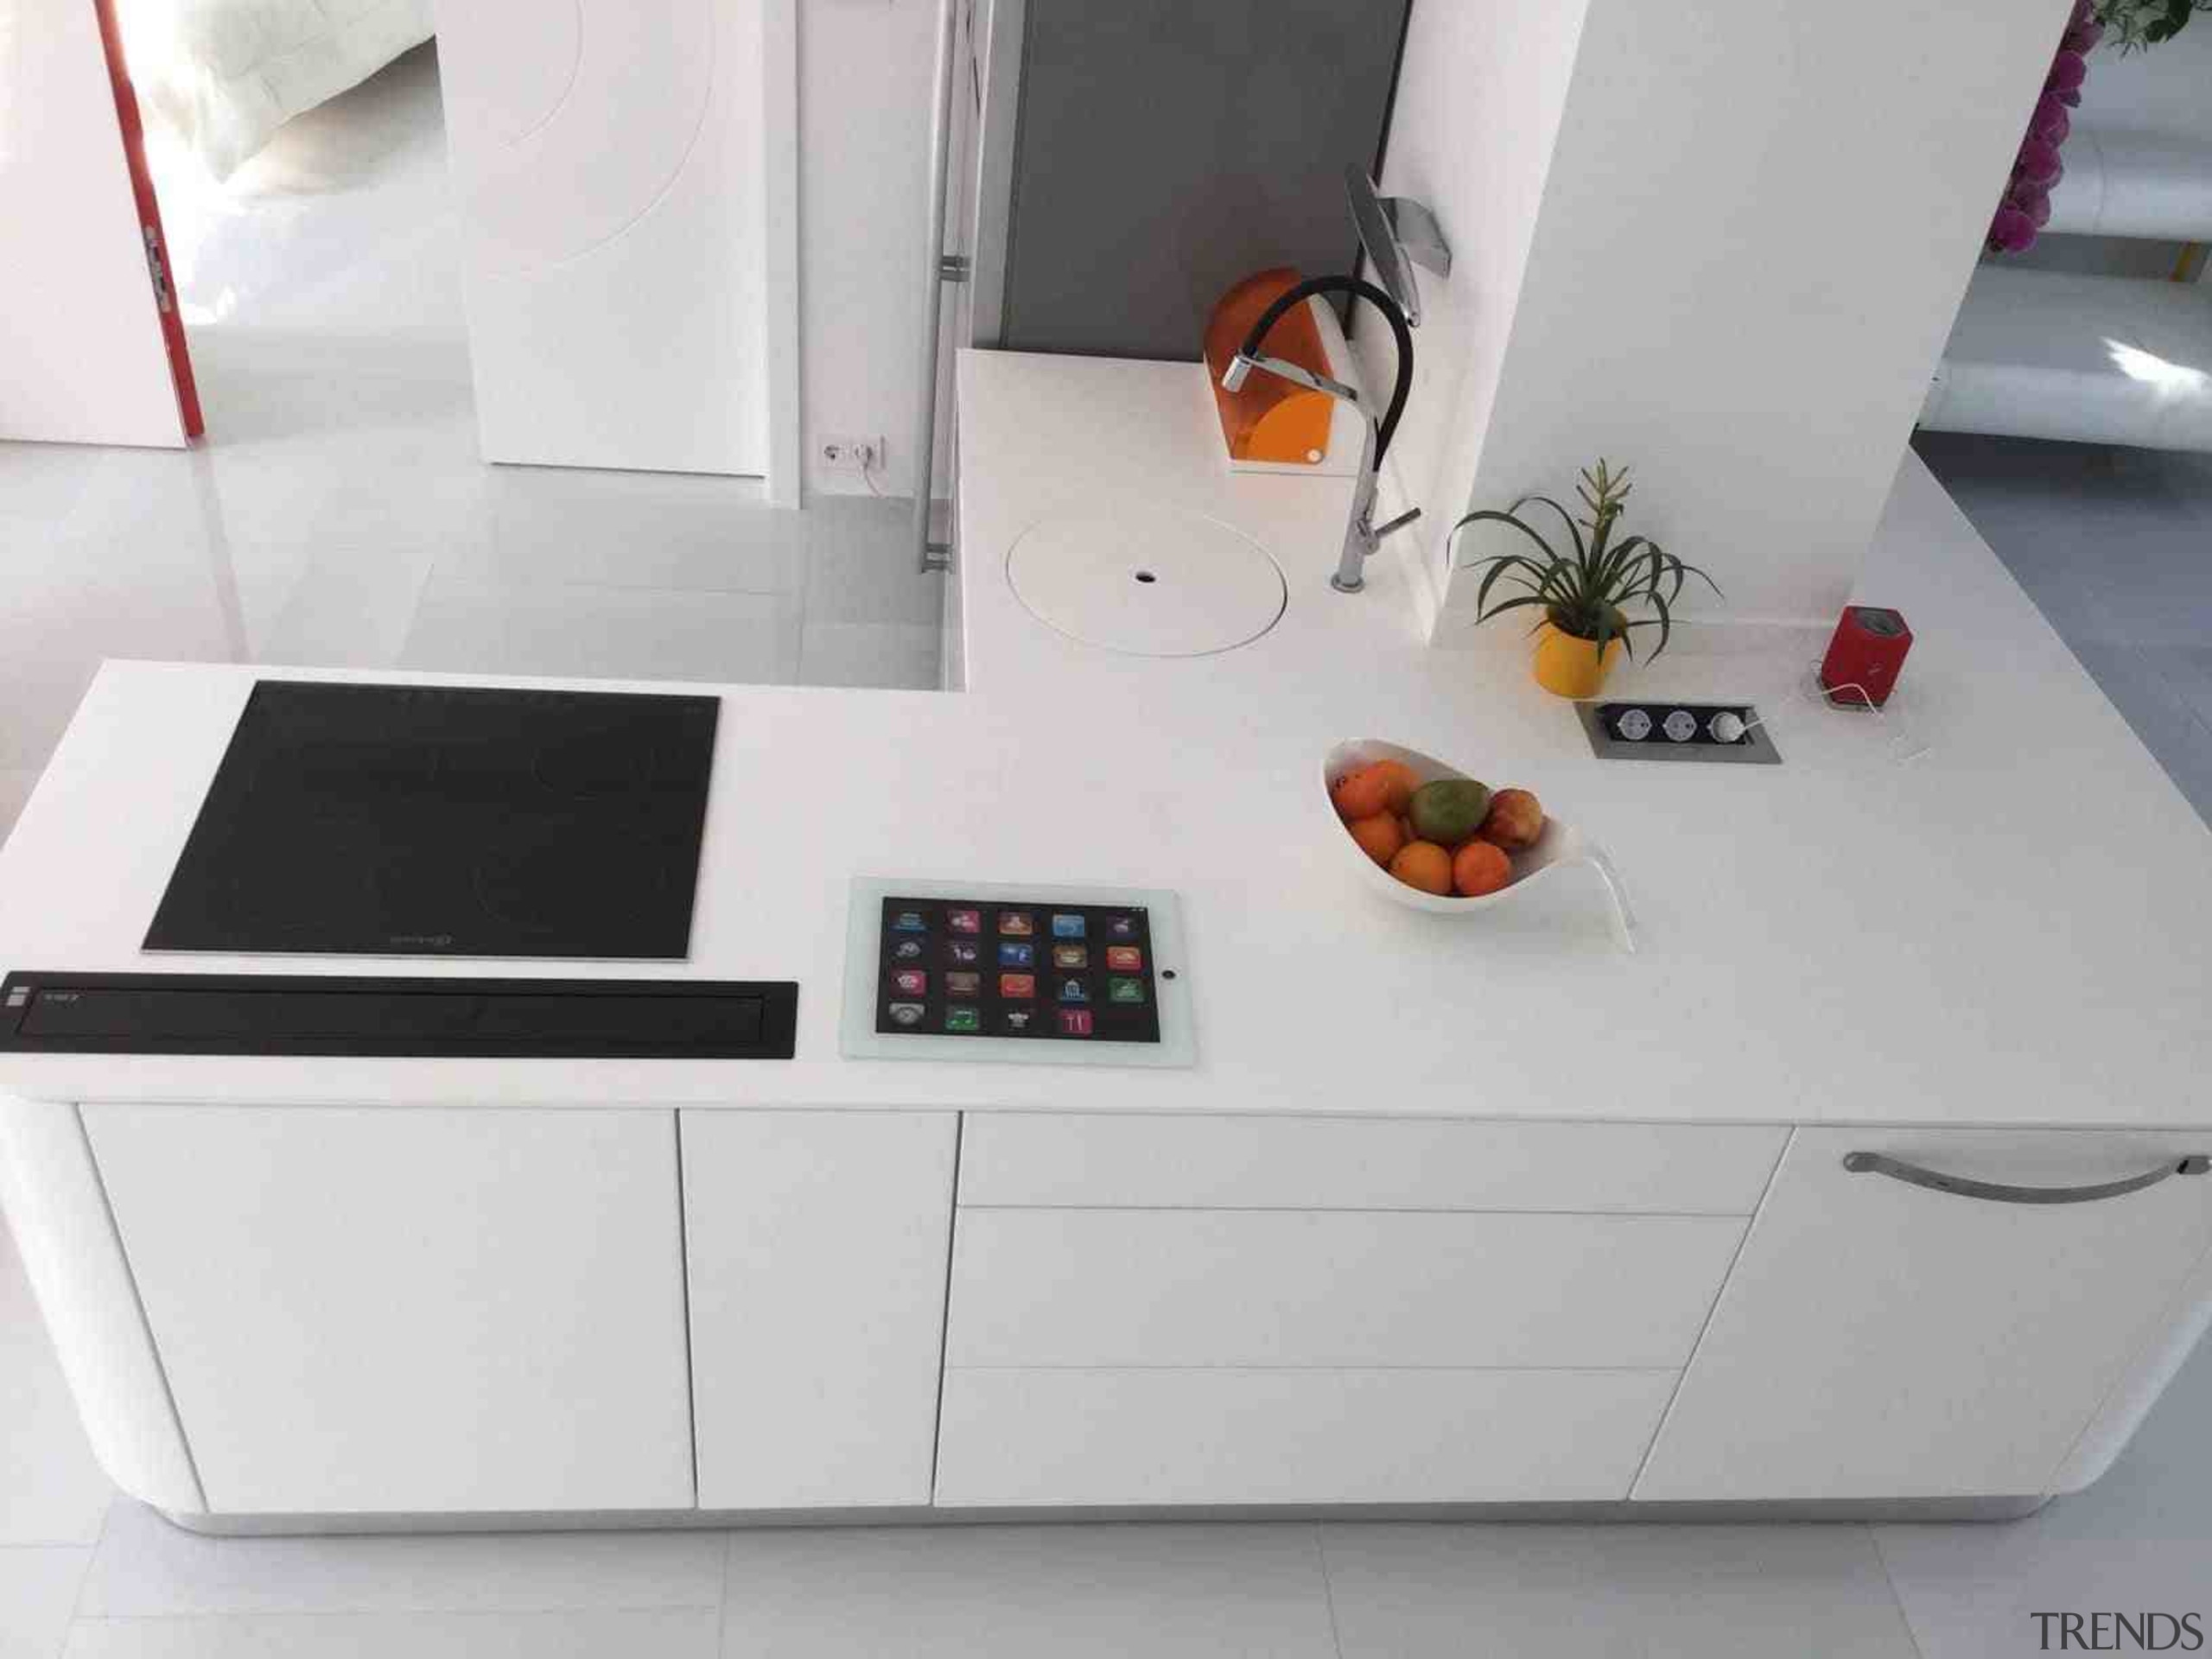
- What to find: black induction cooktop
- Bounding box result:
[145,681,720,959]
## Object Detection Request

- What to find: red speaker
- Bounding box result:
[1820,607,1913,708]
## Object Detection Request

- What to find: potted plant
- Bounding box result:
[2099,0,2207,50]
[1452,459,1719,700]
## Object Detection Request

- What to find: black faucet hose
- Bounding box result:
[1234,274,1414,465]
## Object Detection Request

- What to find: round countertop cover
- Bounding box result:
[1005,509,1288,658]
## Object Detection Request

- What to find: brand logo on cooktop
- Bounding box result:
[389,933,457,949]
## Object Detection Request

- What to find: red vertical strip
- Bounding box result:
[88,0,204,438]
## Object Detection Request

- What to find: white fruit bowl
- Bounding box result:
[1320,739,1637,950]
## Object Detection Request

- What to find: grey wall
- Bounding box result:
[999,0,1411,360]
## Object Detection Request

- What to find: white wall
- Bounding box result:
[798,0,937,499]
[2074,25,2212,137]
[1403,0,2074,629]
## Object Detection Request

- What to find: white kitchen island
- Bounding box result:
[3,355,2211,1534]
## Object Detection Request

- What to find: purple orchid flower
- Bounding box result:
[1988,14,2099,256]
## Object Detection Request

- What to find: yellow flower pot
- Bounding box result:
[1532,622,1624,699]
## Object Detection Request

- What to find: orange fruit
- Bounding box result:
[1479,787,1545,851]
[1388,840,1454,895]
[1346,812,1406,868]
[1329,763,1394,822]
[1452,840,1512,897]
[1365,760,1421,815]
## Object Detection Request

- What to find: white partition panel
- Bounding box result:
[1380,0,2075,626]
[435,0,785,480]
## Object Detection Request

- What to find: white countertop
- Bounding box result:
[2,353,2209,1129]
[953,349,1439,694]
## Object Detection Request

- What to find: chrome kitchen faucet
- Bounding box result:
[1218,168,1450,594]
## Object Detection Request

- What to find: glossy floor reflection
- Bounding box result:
[1914,430,2212,830]
[0,47,939,845]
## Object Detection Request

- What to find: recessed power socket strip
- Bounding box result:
[818,434,885,475]
[1577,700,1782,765]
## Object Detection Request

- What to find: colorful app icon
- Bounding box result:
[887,1001,925,1027]
[892,911,927,932]
[944,1006,982,1033]
[1052,943,1088,969]
[1003,1007,1036,1033]
[1107,913,1138,938]
[892,969,927,996]
[1051,912,1086,939]
[999,912,1033,936]
[1058,977,1090,1003]
[948,908,982,934]
[893,938,924,961]
[1104,944,1142,972]
[1108,976,1147,1004]
[998,941,1035,968]
[945,971,982,998]
[1057,1008,1094,1036]
[1000,972,1036,999]
[947,939,981,964]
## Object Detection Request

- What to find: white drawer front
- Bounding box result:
[959,1114,1784,1214]
[936,1368,1678,1506]
[949,1209,1745,1370]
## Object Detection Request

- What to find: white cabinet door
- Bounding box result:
[85,1104,695,1516]
[682,1110,956,1509]
[1634,1129,2212,1501]
[434,0,772,475]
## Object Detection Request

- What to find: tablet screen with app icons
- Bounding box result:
[875,896,1160,1043]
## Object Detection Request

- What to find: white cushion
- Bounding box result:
[122,0,434,179]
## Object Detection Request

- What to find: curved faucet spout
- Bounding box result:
[1227,275,1414,462]
[1219,275,1420,594]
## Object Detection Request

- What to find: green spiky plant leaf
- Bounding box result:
[2097,0,2204,50]
[1451,460,1719,664]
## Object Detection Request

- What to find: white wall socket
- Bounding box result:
[818,434,884,474]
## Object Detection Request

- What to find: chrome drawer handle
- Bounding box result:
[1842,1152,2210,1205]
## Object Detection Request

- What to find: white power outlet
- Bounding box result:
[818,434,884,475]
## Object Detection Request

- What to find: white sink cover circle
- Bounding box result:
[1005,509,1287,658]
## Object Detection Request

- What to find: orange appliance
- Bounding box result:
[1204,267,1341,467]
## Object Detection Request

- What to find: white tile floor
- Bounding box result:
[0,47,940,847]
[1914,431,2212,826]
[5,1202,2211,1657]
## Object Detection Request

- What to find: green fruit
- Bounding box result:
[1408,778,1492,846]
